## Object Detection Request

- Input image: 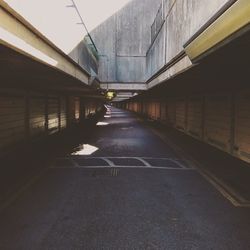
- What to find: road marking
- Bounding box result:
[0,167,49,213]
[134,157,151,167]
[50,165,194,170]
[53,156,190,169]
[110,168,119,176]
[101,157,115,167]
[148,125,250,207]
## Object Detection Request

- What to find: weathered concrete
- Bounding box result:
[100,83,147,91]
[146,0,236,87]
[91,0,162,83]
[90,0,241,93]
[69,40,98,77]
[148,55,193,89]
[146,22,165,78]
[164,0,232,64]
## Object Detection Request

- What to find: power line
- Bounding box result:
[67,0,98,53]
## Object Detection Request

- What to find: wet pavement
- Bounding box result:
[0,106,250,249]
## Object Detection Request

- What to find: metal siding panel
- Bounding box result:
[160,102,167,121]
[48,97,59,134]
[60,97,67,129]
[187,97,203,139]
[0,96,25,150]
[167,100,176,126]
[175,99,186,131]
[234,91,250,162]
[204,94,231,152]
[29,97,46,136]
[75,97,80,121]
[155,102,161,119]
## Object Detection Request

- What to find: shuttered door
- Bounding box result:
[60,96,67,129]
[234,91,250,162]
[74,97,80,121]
[160,102,167,121]
[48,97,59,134]
[167,100,176,126]
[204,94,231,152]
[29,97,46,136]
[135,102,139,113]
[143,102,147,115]
[138,102,142,114]
[155,102,161,120]
[129,102,132,111]
[175,99,186,131]
[147,102,152,117]
[0,96,26,152]
[150,102,155,118]
[68,97,76,123]
[131,102,135,112]
[187,97,203,139]
[148,103,151,116]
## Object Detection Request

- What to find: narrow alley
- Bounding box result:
[0,107,249,249]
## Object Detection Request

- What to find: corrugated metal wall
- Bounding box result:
[175,99,186,131]
[123,90,250,164]
[60,96,67,129]
[0,96,26,152]
[48,97,60,135]
[29,96,46,137]
[160,102,167,122]
[187,97,203,139]
[234,91,250,162]
[204,94,231,152]
[0,90,103,156]
[167,100,176,126]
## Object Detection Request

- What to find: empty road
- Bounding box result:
[0,107,250,250]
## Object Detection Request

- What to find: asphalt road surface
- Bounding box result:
[0,106,250,250]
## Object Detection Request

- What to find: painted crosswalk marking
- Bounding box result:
[51,156,194,170]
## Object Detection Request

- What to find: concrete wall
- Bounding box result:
[69,41,98,77]
[146,0,232,80]
[146,25,165,78]
[165,0,230,63]
[90,0,233,86]
[90,0,162,83]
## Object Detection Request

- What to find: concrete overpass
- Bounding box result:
[89,0,250,102]
[0,1,91,85]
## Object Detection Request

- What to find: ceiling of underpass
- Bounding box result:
[0,44,102,97]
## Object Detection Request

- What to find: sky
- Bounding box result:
[5,0,131,53]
